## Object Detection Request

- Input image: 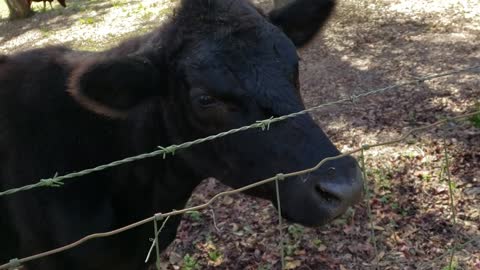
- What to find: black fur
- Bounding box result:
[0,0,362,269]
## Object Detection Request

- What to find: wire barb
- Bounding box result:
[39,179,64,188]
[5,259,20,270]
[154,213,164,222]
[361,144,371,150]
[256,116,275,131]
[157,145,177,159]
[349,94,359,104]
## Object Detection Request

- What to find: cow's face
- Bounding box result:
[69,0,363,226]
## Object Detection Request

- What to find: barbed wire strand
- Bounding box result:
[153,216,161,270]
[155,214,166,270]
[275,178,285,269]
[360,148,378,269]
[1,110,478,269]
[420,237,480,270]
[210,209,221,233]
[0,65,478,198]
[443,135,457,270]
[145,215,171,264]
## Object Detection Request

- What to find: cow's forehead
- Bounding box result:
[179,25,302,115]
[175,0,264,27]
[183,23,298,66]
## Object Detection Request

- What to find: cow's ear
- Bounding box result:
[68,56,160,118]
[269,0,335,48]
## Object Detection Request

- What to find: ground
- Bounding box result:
[0,0,479,269]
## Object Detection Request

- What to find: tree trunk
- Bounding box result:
[4,0,32,20]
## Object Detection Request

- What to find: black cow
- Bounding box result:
[0,0,363,269]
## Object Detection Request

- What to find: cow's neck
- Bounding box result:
[111,110,204,224]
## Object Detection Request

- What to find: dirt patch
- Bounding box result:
[1,0,479,269]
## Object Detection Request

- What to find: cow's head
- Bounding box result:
[69,0,363,226]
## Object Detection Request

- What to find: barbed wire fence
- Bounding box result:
[1,65,478,198]
[0,65,479,269]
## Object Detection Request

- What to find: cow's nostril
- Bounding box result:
[314,184,341,204]
[327,167,336,178]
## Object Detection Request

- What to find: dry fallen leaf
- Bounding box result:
[285,260,302,269]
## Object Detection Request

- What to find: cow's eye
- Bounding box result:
[197,95,217,107]
[190,88,222,110]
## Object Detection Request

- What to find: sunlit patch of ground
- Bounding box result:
[0,0,175,53]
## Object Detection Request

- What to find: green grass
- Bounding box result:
[369,166,394,191]
[182,254,199,270]
[468,104,480,128]
[78,16,100,25]
[470,114,480,128]
[69,2,88,12]
[186,210,202,222]
[287,224,304,240]
[112,0,128,8]
[207,249,222,263]
[442,259,458,270]
[39,27,53,37]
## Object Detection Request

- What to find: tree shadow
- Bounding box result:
[299,16,479,171]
